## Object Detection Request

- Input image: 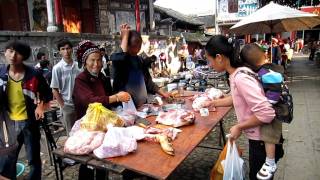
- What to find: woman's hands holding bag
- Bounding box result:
[229,124,242,140]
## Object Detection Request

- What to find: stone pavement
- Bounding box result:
[17,55,320,180]
[275,55,320,180]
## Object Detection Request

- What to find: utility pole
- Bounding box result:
[215,0,219,34]
[135,0,141,32]
[149,0,155,32]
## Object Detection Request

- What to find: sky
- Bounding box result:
[154,0,215,16]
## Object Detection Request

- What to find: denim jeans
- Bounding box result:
[0,119,41,180]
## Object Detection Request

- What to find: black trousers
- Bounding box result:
[249,136,284,180]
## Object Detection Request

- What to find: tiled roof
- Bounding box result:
[154,5,204,26]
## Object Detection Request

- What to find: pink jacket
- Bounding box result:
[230,67,275,140]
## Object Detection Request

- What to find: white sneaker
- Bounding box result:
[62,158,76,165]
[256,163,277,180]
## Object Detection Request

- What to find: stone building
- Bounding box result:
[0,0,159,64]
[0,0,156,34]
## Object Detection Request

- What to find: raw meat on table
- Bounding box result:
[156,109,195,127]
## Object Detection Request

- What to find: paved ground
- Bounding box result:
[17,55,320,180]
[274,55,320,180]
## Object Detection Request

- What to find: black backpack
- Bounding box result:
[238,68,294,123]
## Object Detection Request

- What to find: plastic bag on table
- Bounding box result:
[69,119,82,136]
[122,99,137,113]
[81,103,124,132]
[93,125,145,159]
[64,130,105,155]
[117,111,136,127]
[222,139,244,180]
[205,88,224,100]
[192,96,211,111]
[210,142,228,180]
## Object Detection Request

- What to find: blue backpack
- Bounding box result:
[239,66,293,123]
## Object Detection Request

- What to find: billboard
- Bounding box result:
[300,6,320,16]
[218,0,258,22]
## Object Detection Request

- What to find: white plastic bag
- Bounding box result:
[122,99,137,113]
[64,130,105,155]
[93,125,145,159]
[222,139,244,180]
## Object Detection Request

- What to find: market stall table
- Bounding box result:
[52,92,232,180]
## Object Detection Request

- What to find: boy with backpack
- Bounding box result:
[240,43,293,180]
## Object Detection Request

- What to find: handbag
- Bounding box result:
[210,142,228,180]
[0,117,18,155]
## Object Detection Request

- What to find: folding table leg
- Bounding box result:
[52,154,63,180]
[58,158,64,180]
[219,120,226,146]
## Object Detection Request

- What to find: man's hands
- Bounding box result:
[120,24,130,52]
[52,88,65,108]
[158,89,170,98]
[35,102,46,120]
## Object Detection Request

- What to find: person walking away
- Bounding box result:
[270,38,282,65]
[38,59,52,84]
[309,41,317,61]
[50,39,81,136]
[159,52,168,70]
[284,40,293,64]
[0,41,52,180]
[99,47,111,76]
[34,52,46,69]
[178,44,188,72]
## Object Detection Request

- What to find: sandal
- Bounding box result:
[256,163,277,180]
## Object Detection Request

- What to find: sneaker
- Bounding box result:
[256,163,277,180]
[62,158,76,165]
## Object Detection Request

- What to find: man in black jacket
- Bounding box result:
[111,24,169,107]
[0,41,52,180]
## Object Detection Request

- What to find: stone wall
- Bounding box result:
[98,0,109,35]
[0,31,116,66]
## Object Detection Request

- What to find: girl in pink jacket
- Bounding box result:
[204,35,284,180]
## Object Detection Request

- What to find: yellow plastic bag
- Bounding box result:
[210,143,227,180]
[80,103,124,131]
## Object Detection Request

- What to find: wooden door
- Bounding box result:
[0,0,21,31]
[80,0,96,33]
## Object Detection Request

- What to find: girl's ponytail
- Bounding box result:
[205,35,243,68]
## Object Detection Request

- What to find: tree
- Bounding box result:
[259,0,320,8]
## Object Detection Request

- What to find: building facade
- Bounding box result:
[0,0,154,34]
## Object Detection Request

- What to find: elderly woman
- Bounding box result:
[73,40,131,180]
[73,40,131,120]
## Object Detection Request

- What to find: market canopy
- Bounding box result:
[229,1,320,35]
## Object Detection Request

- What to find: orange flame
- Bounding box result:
[63,19,81,33]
